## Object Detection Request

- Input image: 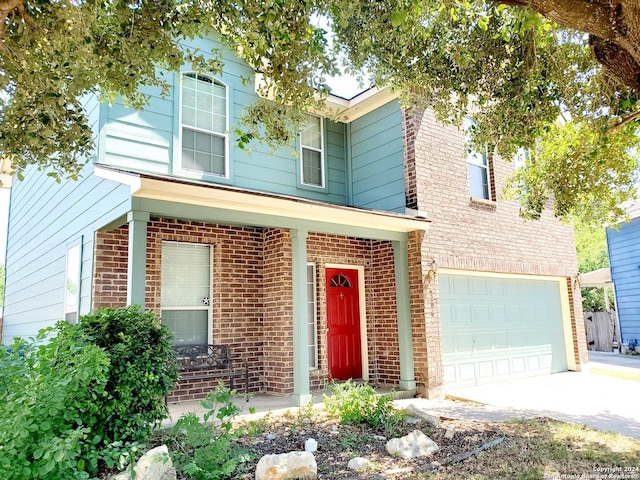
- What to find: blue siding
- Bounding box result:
[606,218,640,345]
[350,100,405,213]
[99,34,349,206]
[2,95,132,344]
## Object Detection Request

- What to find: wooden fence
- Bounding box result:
[584,311,617,352]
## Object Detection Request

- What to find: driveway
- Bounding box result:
[440,352,640,439]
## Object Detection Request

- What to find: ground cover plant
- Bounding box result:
[0,307,177,479]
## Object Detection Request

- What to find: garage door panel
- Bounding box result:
[493,331,508,348]
[473,305,490,322]
[478,361,494,378]
[512,356,526,373]
[441,274,568,388]
[496,359,510,375]
[456,334,474,353]
[510,331,525,347]
[527,355,541,371]
[451,276,470,295]
[470,278,488,295]
[476,332,492,350]
[459,363,476,381]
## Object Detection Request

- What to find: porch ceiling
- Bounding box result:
[95,165,429,241]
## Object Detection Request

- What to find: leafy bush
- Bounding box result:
[0,307,178,479]
[76,306,178,445]
[0,326,111,479]
[323,380,405,434]
[166,384,253,479]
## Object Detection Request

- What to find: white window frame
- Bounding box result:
[178,72,229,179]
[160,241,213,345]
[300,114,325,188]
[464,116,491,200]
[63,240,82,324]
[307,262,318,370]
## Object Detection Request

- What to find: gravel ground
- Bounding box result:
[234,406,505,479]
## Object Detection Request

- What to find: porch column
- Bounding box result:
[291,228,312,406]
[393,238,416,390]
[127,210,150,308]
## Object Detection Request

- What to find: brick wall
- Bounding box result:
[407,108,579,276]
[306,233,400,390]
[147,219,264,401]
[402,108,586,376]
[262,228,294,395]
[93,228,129,308]
[93,219,415,400]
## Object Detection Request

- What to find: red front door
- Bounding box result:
[326,268,362,380]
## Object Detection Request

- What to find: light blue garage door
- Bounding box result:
[440,274,568,388]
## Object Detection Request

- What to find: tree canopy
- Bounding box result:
[0,0,638,227]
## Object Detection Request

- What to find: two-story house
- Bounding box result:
[1,34,588,404]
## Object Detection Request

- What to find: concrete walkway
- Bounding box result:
[445,351,640,439]
[166,352,640,438]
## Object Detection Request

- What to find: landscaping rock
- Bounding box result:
[255,451,317,480]
[108,445,176,480]
[347,457,374,472]
[386,430,439,459]
[403,404,440,429]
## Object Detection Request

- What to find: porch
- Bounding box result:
[93,166,432,405]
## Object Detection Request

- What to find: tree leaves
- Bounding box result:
[0,0,638,226]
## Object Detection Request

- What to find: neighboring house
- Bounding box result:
[1,34,587,404]
[606,199,640,350]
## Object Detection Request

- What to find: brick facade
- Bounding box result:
[93,219,406,401]
[89,105,586,403]
[402,107,586,382]
[93,228,129,308]
[405,108,579,277]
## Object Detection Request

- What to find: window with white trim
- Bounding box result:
[161,241,212,345]
[63,243,81,323]
[300,114,324,187]
[307,263,318,369]
[464,117,491,200]
[181,72,228,177]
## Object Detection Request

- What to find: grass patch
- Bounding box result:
[591,367,640,382]
[431,418,640,479]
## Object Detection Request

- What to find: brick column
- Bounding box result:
[262,228,294,395]
[567,276,588,371]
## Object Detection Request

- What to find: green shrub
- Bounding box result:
[166,384,253,479]
[323,380,405,433]
[0,325,111,479]
[0,307,178,479]
[76,306,179,445]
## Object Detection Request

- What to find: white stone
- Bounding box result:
[255,451,317,480]
[134,445,176,480]
[445,425,456,439]
[386,430,439,459]
[304,438,318,452]
[347,457,374,472]
[403,404,440,429]
[109,445,176,480]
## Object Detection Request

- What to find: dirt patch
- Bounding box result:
[234,408,505,479]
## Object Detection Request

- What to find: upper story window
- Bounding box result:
[180,72,228,177]
[464,117,491,200]
[300,114,324,188]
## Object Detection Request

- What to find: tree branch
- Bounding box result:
[608,110,640,134]
[0,0,43,40]
[494,0,640,91]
